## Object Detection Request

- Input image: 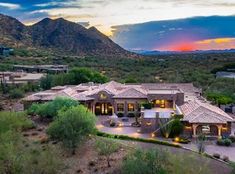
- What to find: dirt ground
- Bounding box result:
[22,117,233,174]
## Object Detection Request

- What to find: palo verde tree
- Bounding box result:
[47,105,96,154]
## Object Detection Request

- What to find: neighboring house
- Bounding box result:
[23,81,234,138]
[0,46,13,56]
[0,71,44,85]
[13,65,68,74]
[216,71,235,79]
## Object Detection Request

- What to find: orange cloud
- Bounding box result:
[195,37,235,50]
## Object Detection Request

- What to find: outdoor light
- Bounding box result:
[174,137,180,142]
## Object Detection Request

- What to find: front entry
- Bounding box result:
[95,103,113,115]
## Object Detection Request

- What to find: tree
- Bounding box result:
[95,139,119,167]
[169,119,184,138]
[122,149,168,174]
[27,97,79,118]
[47,106,96,154]
[69,67,108,85]
[40,75,53,90]
[9,89,24,99]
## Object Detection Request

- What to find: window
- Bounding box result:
[128,103,135,112]
[100,93,107,100]
[117,103,124,112]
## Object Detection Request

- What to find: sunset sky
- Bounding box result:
[1,0,235,51]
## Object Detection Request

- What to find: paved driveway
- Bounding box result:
[97,116,235,162]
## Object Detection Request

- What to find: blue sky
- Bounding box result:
[1,0,235,50]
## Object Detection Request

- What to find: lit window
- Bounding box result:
[117,103,124,112]
[156,100,160,104]
[100,93,107,100]
[128,103,135,112]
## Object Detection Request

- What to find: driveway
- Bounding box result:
[96,116,235,162]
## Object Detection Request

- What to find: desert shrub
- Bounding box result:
[169,119,184,138]
[117,113,124,117]
[217,138,232,146]
[27,97,79,118]
[217,139,225,146]
[0,111,34,134]
[224,138,232,146]
[109,121,116,127]
[229,135,235,143]
[0,131,62,174]
[121,148,168,174]
[47,105,96,154]
[213,153,220,159]
[95,138,120,167]
[9,89,24,99]
[169,152,211,174]
[127,113,135,117]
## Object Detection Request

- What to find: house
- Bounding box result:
[0,71,44,85]
[13,65,68,74]
[23,81,234,137]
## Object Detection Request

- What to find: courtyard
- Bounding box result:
[96,116,235,162]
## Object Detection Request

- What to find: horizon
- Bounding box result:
[1,0,235,51]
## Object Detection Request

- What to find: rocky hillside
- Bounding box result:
[0,14,132,57]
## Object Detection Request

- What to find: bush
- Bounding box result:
[217,139,225,146]
[47,106,96,154]
[121,149,168,174]
[224,138,232,147]
[9,89,24,99]
[117,113,124,117]
[96,131,181,148]
[0,112,34,134]
[127,113,135,117]
[213,153,220,159]
[169,119,184,138]
[109,121,116,127]
[229,135,235,143]
[217,138,232,146]
[27,97,79,118]
[142,102,152,109]
[95,139,120,167]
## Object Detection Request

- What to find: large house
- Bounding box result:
[23,81,234,138]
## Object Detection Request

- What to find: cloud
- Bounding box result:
[0,2,21,10]
[111,16,235,50]
[77,21,90,27]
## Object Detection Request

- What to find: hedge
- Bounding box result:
[96,131,182,148]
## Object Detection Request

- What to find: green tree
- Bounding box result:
[122,149,168,174]
[169,119,184,138]
[40,75,53,90]
[9,89,24,99]
[47,106,96,154]
[95,139,119,167]
[27,97,79,118]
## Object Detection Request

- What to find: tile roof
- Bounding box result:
[180,100,234,124]
[113,88,147,99]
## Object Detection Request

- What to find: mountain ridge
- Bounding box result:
[0,14,132,57]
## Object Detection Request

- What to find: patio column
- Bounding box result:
[92,103,96,114]
[173,100,176,110]
[192,124,198,138]
[217,125,222,138]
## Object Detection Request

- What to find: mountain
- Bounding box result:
[0,14,131,57]
[131,49,235,56]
